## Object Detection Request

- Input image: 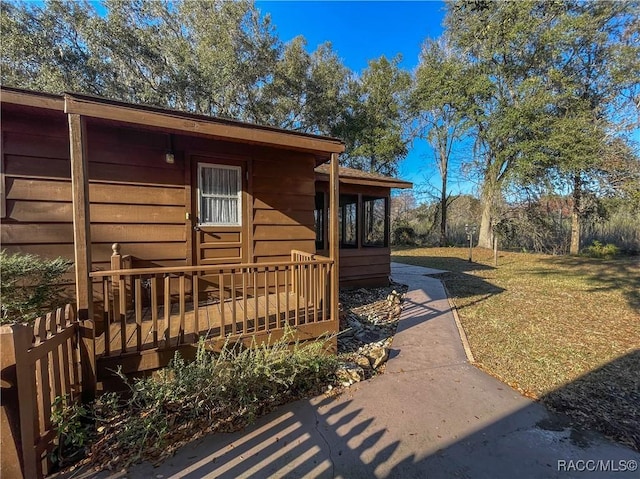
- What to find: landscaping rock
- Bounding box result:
[355,329,383,343]
[366,346,389,370]
[354,354,373,371]
[336,362,364,385]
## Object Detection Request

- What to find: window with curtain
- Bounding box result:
[363,196,388,247]
[198,164,242,226]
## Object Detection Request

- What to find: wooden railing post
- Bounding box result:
[111,243,122,323]
[329,153,340,350]
[68,111,95,402]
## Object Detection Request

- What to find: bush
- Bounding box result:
[0,251,72,324]
[75,330,338,470]
[581,240,620,259]
[392,225,416,245]
[50,396,91,468]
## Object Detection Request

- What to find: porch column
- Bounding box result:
[329,153,340,324]
[68,112,96,399]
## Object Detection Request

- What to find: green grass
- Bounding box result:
[392,246,640,450]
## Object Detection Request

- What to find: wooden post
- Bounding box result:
[329,153,340,338]
[68,112,96,401]
[110,243,122,326]
[13,324,37,479]
[1,326,25,479]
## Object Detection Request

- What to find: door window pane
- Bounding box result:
[199,164,241,225]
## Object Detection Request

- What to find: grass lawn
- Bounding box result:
[392,247,640,451]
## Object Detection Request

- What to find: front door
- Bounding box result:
[193,156,248,267]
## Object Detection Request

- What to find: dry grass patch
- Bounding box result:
[392,247,640,450]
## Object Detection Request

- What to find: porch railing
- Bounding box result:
[89,252,335,358]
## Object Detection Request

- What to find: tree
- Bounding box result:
[256,37,351,133]
[411,38,469,246]
[1,0,413,176]
[445,0,639,251]
[1,0,101,94]
[445,0,571,248]
[336,55,411,176]
[533,0,640,254]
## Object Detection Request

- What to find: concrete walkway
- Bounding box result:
[97,263,639,478]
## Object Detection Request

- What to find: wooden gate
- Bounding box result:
[5,305,83,478]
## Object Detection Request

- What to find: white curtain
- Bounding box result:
[200,166,240,225]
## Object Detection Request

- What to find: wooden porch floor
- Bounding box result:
[96,290,326,357]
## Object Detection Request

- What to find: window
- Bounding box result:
[314,192,325,250]
[339,195,358,248]
[363,196,388,247]
[198,164,242,226]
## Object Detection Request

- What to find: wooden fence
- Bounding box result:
[1,304,83,479]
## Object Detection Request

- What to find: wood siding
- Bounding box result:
[252,151,316,263]
[1,107,188,275]
[1,104,317,282]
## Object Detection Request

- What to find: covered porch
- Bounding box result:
[58,91,343,393]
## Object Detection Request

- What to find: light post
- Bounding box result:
[465,224,477,262]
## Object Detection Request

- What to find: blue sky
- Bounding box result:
[257,1,454,196]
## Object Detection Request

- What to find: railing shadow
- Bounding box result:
[65,345,639,479]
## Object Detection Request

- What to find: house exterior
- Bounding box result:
[0,86,410,384]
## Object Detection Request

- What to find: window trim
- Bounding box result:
[197,163,242,227]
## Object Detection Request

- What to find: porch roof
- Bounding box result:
[315,164,413,189]
[0,86,345,160]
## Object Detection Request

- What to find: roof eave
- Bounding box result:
[315,172,413,189]
[63,93,345,155]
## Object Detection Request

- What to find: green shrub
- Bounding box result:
[581,240,620,258]
[50,396,91,468]
[0,251,72,324]
[80,330,338,469]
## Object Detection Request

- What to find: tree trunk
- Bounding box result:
[570,174,582,255]
[477,180,496,249]
[439,174,448,246]
[477,200,494,249]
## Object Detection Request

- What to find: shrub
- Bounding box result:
[76,330,338,470]
[50,396,91,468]
[581,240,620,259]
[392,225,416,245]
[0,251,72,324]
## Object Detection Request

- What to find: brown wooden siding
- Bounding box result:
[252,151,316,263]
[2,105,318,289]
[1,107,188,274]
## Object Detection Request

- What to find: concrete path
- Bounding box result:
[94,263,639,478]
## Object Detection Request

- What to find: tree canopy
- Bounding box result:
[2,0,639,254]
[0,0,409,175]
